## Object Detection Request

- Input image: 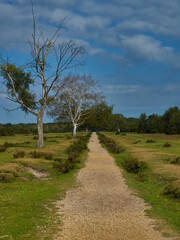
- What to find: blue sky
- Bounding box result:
[0,0,180,123]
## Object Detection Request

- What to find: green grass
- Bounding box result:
[0,132,88,240]
[102,132,180,238]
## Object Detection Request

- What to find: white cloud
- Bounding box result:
[104,84,142,94]
[0,0,180,66]
[120,34,174,62]
[164,83,180,92]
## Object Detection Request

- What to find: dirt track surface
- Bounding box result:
[55,133,174,240]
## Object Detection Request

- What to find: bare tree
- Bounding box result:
[48,75,104,137]
[0,6,84,148]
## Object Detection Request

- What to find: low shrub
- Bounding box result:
[66,139,88,156]
[29,150,53,160]
[146,139,155,143]
[43,152,53,160]
[2,141,30,148]
[122,158,147,173]
[170,157,180,165]
[29,150,42,158]
[54,132,91,174]
[54,157,62,162]
[98,133,124,153]
[163,180,180,199]
[0,147,7,152]
[0,172,14,182]
[163,142,171,147]
[13,151,26,158]
[54,161,71,174]
[133,140,142,144]
[3,141,16,148]
[0,164,22,178]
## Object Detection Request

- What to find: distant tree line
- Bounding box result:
[138,106,180,134]
[82,104,180,134]
[0,122,73,136]
[0,105,179,136]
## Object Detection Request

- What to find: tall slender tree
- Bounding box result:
[0,6,84,147]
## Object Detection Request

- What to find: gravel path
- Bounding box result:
[55,133,174,240]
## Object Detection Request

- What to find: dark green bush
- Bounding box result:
[146,139,155,143]
[0,173,14,182]
[29,150,53,160]
[163,180,180,199]
[54,157,62,162]
[66,139,88,156]
[29,150,42,158]
[133,140,142,144]
[3,141,15,148]
[54,132,91,174]
[54,161,71,174]
[43,152,53,160]
[13,151,26,158]
[163,142,171,147]
[0,147,7,152]
[98,133,124,153]
[122,158,147,173]
[170,157,180,165]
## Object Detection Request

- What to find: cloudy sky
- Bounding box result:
[0,0,180,123]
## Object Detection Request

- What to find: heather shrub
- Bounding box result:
[122,158,147,173]
[0,147,7,152]
[164,180,180,199]
[170,157,180,165]
[0,172,14,182]
[54,157,62,162]
[98,133,124,153]
[54,132,91,173]
[146,139,155,143]
[13,151,26,158]
[133,140,142,144]
[3,141,15,148]
[29,150,53,160]
[163,142,171,147]
[53,159,74,173]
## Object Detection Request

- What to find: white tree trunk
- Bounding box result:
[72,123,77,137]
[37,114,44,148]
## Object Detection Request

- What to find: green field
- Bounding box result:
[0,133,88,240]
[103,132,180,238]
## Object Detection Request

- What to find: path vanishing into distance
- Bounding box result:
[55,133,175,240]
